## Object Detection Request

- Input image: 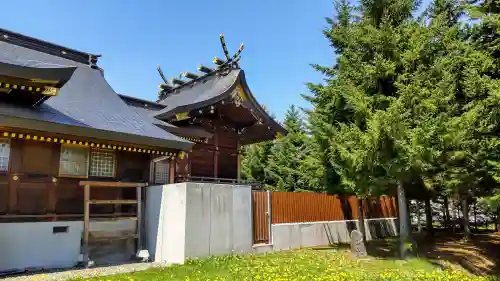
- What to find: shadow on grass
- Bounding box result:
[364,231,500,276]
[310,244,351,252]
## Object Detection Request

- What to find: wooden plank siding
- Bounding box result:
[270,192,397,224]
[177,130,239,181]
[0,138,152,221]
[252,191,269,244]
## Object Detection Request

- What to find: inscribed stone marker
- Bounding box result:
[350,229,367,258]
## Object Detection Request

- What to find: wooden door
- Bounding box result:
[16,140,58,214]
[252,191,269,244]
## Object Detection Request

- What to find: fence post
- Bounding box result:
[267,190,272,244]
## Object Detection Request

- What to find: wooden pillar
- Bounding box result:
[169,159,175,184]
[8,175,19,213]
[136,185,142,250]
[237,153,241,181]
[237,140,241,181]
[48,143,60,214]
[149,160,155,184]
[8,139,22,213]
[83,184,90,264]
[213,133,219,179]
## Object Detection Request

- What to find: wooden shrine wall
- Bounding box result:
[188,130,239,179]
[0,138,152,220]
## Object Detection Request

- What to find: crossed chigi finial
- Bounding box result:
[157,33,244,94]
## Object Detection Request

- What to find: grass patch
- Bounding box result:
[71,248,498,281]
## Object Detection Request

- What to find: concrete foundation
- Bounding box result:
[145,183,253,265]
[0,220,138,272]
[271,218,398,251]
[0,221,82,272]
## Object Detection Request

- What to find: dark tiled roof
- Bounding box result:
[119,94,213,138]
[0,28,100,67]
[155,69,240,119]
[118,93,165,110]
[0,61,76,84]
[0,40,192,151]
[154,68,286,139]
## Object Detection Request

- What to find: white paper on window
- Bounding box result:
[0,140,10,172]
[59,145,89,177]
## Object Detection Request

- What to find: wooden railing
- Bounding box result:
[79,181,147,265]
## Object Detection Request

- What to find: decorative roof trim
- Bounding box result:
[156,33,244,100]
[0,28,101,68]
[1,130,179,157]
[238,71,286,135]
[154,69,240,120]
[157,66,224,101]
[118,94,165,110]
[0,114,193,151]
[153,70,286,136]
[0,62,76,107]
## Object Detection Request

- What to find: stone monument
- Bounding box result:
[350,230,367,258]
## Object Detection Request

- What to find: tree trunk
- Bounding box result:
[473,202,477,231]
[462,198,470,239]
[444,197,450,229]
[416,201,422,232]
[495,216,498,232]
[451,199,457,234]
[495,208,499,232]
[407,198,412,233]
[397,181,409,259]
[425,198,434,237]
[357,197,367,244]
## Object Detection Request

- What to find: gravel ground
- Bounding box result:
[1,262,166,281]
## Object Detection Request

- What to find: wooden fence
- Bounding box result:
[252,191,398,243]
[271,192,397,224]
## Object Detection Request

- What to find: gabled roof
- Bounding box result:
[150,33,286,143]
[0,28,100,68]
[155,69,240,119]
[154,67,286,140]
[0,32,192,151]
[119,94,213,139]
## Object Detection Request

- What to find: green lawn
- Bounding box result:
[70,247,499,281]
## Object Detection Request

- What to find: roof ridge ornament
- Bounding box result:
[216,33,244,69]
[156,33,244,100]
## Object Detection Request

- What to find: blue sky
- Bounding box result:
[1,0,335,121]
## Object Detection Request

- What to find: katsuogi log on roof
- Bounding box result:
[154,34,285,145]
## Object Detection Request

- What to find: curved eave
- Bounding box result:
[154,70,239,120]
[0,62,77,86]
[154,69,286,136]
[0,114,193,151]
[238,70,287,136]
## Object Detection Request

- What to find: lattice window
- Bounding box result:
[154,161,170,184]
[0,139,10,172]
[59,144,89,177]
[90,148,115,177]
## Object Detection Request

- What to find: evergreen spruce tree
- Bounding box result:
[304,0,425,249]
[466,0,500,227]
[240,140,273,186]
[266,105,310,191]
[303,0,352,195]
